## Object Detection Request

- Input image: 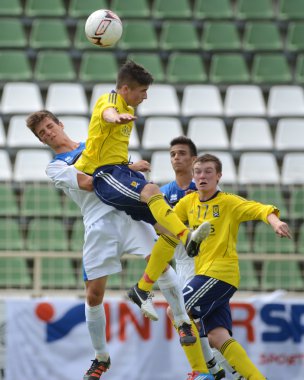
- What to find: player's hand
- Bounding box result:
[273,221,292,239]
[115,113,137,124]
[129,160,151,172]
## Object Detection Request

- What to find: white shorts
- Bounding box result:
[174,243,195,289]
[82,210,158,280]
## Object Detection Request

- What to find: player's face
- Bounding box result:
[35,117,64,148]
[193,161,221,196]
[170,144,195,174]
[124,84,149,107]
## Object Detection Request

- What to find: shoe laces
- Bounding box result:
[86,358,110,375]
[187,371,200,380]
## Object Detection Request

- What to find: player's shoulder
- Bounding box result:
[219,191,246,202]
[160,181,176,193]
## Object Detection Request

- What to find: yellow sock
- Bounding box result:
[220,338,266,380]
[147,194,189,244]
[179,321,209,373]
[138,234,178,292]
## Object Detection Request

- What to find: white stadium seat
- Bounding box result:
[0,118,6,147]
[0,150,13,181]
[13,149,53,182]
[267,86,304,117]
[149,151,174,185]
[7,115,42,148]
[142,117,183,149]
[59,116,89,142]
[281,153,304,185]
[275,118,304,151]
[90,83,116,111]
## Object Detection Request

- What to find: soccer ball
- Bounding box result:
[85,9,123,47]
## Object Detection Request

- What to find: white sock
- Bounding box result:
[200,336,222,375]
[85,303,109,361]
[157,265,190,326]
[212,348,244,379]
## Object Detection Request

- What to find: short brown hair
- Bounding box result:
[117,60,153,89]
[170,136,197,157]
[26,110,60,136]
[193,154,222,173]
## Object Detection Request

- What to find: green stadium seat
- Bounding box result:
[166,53,207,84]
[152,0,192,19]
[286,23,304,52]
[125,258,147,288]
[118,20,158,50]
[29,19,70,49]
[236,0,274,20]
[297,223,304,254]
[202,22,241,51]
[0,257,31,287]
[251,54,292,84]
[20,185,62,217]
[41,258,76,288]
[278,0,304,20]
[209,54,250,83]
[0,18,26,48]
[74,20,100,50]
[63,196,82,218]
[70,220,84,252]
[247,186,288,219]
[128,53,165,82]
[79,52,118,82]
[159,21,200,50]
[0,184,19,217]
[34,51,76,81]
[107,272,123,289]
[0,0,22,15]
[25,0,65,17]
[237,224,251,253]
[243,22,282,51]
[194,0,233,19]
[0,219,24,250]
[261,261,303,290]
[253,222,295,254]
[26,218,69,251]
[111,0,150,18]
[0,51,31,81]
[68,0,107,18]
[239,261,259,290]
[289,188,304,220]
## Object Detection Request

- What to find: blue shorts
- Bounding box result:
[93,164,157,225]
[183,275,237,335]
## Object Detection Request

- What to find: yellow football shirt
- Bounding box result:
[174,191,279,288]
[75,92,134,174]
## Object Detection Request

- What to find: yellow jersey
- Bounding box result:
[174,191,279,288]
[75,92,134,174]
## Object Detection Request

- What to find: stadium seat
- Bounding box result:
[166,53,207,84]
[286,22,304,52]
[128,151,142,164]
[0,150,13,181]
[45,83,88,115]
[236,0,274,20]
[193,0,233,19]
[68,0,107,17]
[295,54,304,84]
[107,272,123,289]
[187,118,229,150]
[34,51,76,81]
[237,224,251,253]
[26,218,69,251]
[230,118,273,151]
[128,53,165,82]
[204,151,237,184]
[125,258,147,288]
[0,219,23,250]
[243,22,282,51]
[261,261,303,290]
[0,51,31,81]
[118,20,157,50]
[0,0,22,16]
[238,152,280,185]
[129,125,140,149]
[25,0,65,17]
[137,84,180,116]
[152,0,191,19]
[252,54,292,84]
[297,223,304,253]
[111,0,150,18]
[239,261,259,290]
[267,86,304,117]
[70,219,84,251]
[181,85,223,116]
[0,118,5,147]
[59,116,88,142]
[0,18,26,48]
[13,149,52,182]
[29,19,70,49]
[247,186,288,219]
[41,258,77,288]
[253,222,295,254]
[90,84,116,111]
[0,82,43,114]
[159,21,200,50]
[202,22,241,51]
[209,54,250,84]
[289,188,304,220]
[74,20,100,50]
[275,118,304,151]
[79,52,118,82]
[0,257,31,288]
[20,184,62,217]
[142,117,183,149]
[0,185,19,216]
[7,115,43,148]
[281,153,304,185]
[150,151,175,185]
[224,85,266,117]
[63,197,82,218]
[277,0,304,20]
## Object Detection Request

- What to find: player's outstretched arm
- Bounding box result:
[103,107,137,124]
[267,212,292,239]
[129,160,150,172]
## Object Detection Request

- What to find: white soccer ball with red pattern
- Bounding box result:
[85,9,123,47]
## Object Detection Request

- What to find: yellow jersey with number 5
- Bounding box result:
[75,91,134,174]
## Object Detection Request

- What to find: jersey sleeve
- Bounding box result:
[173,194,191,224]
[46,160,81,190]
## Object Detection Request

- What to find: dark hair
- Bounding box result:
[117,60,154,89]
[193,154,222,173]
[26,110,60,136]
[170,136,197,156]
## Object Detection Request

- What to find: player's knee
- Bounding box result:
[208,327,230,350]
[86,284,104,306]
[140,183,161,203]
